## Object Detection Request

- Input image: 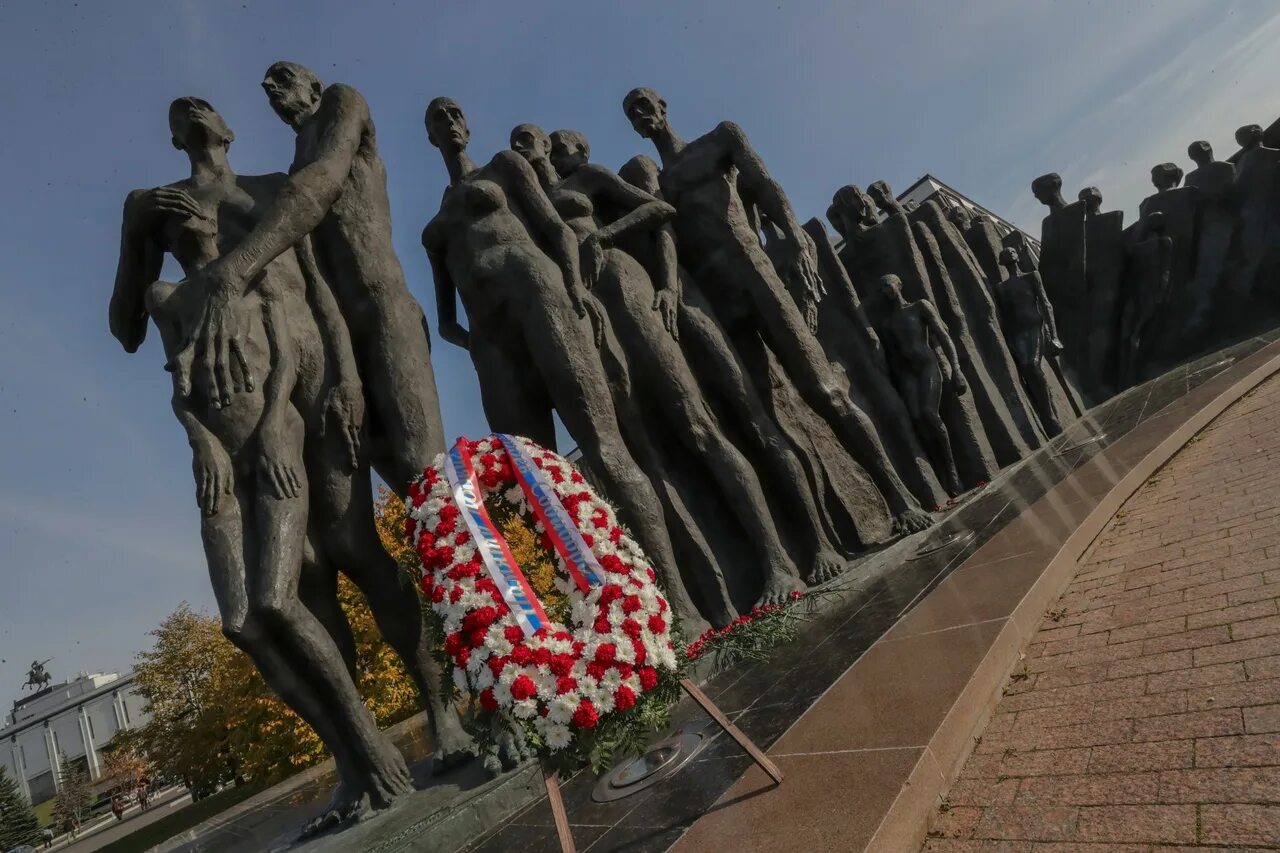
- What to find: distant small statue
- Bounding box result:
[994,248,1066,436]
[875,274,967,497]
[23,659,51,691]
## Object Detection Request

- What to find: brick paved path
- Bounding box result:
[925,375,1280,851]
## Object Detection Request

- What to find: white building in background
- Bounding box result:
[0,672,149,804]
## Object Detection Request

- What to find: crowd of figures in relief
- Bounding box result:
[104,64,1280,827]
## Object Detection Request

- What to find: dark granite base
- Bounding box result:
[463,332,1280,853]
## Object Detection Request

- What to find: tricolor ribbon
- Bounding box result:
[498,434,606,595]
[444,439,549,638]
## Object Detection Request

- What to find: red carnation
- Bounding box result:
[407,481,421,500]
[571,700,599,729]
[479,687,498,711]
[549,467,564,483]
[455,647,470,667]
[632,640,647,665]
[533,647,553,667]
[469,628,487,647]
[439,504,460,522]
[647,615,666,634]
[657,597,668,613]
[614,686,636,712]
[609,527,623,544]
[600,584,624,605]
[595,643,617,664]
[581,532,594,548]
[572,640,585,657]
[638,667,658,691]
[435,518,457,538]
[449,586,464,604]
[510,674,537,701]
[554,630,573,643]
[600,555,628,575]
[622,595,642,615]
[455,531,471,546]
[594,617,611,634]
[505,625,524,645]
[586,661,607,681]
[404,518,417,540]
[412,491,427,508]
[510,645,533,666]
[555,676,577,695]
[549,655,574,677]
[615,662,633,680]
[789,590,803,600]
[444,632,464,656]
[463,606,497,634]
[621,619,642,640]
[487,655,508,678]
[431,585,446,604]
[570,471,584,483]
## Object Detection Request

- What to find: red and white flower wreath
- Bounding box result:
[404,434,681,752]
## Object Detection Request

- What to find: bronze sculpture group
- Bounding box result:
[107,65,1274,831]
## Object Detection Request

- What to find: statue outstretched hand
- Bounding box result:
[653,288,680,340]
[192,435,234,517]
[324,380,365,470]
[178,262,255,409]
[785,233,826,332]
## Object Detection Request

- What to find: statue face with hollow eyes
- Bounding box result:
[624,88,667,139]
[549,130,589,177]
[509,123,551,164]
[425,97,469,153]
[168,96,234,151]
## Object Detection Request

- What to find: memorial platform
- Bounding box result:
[465,331,1280,853]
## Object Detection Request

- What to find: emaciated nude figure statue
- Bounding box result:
[148,65,474,772]
[994,248,1066,436]
[180,63,446,494]
[876,274,966,497]
[612,150,861,586]
[1032,173,1094,403]
[1120,212,1174,388]
[1077,186,1124,399]
[622,87,932,535]
[419,98,709,634]
[512,123,834,603]
[109,98,431,831]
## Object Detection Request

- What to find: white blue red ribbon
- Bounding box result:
[444,439,549,637]
[497,434,605,595]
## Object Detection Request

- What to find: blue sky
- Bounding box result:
[1,0,1278,703]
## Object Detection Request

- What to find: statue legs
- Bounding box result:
[678,290,848,583]
[706,249,932,535]
[895,364,961,497]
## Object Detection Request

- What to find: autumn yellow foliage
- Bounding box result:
[126,488,420,788]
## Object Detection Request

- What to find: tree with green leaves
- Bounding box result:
[0,765,40,850]
[51,754,92,835]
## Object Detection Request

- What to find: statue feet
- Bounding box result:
[804,547,848,587]
[431,708,476,776]
[298,747,412,841]
[482,724,536,777]
[892,508,935,536]
[755,571,806,608]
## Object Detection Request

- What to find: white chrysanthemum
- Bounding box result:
[544,724,573,750]
[512,698,539,720]
[547,693,578,725]
[474,668,495,690]
[492,680,514,707]
[601,668,624,690]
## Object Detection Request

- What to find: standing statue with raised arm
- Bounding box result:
[875,274,967,497]
[614,150,871,585]
[420,98,709,634]
[623,87,932,535]
[109,97,454,832]
[993,248,1066,436]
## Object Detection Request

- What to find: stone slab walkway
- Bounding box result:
[926,375,1280,851]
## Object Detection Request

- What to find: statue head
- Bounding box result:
[866,180,897,214]
[1031,173,1065,209]
[1077,186,1103,214]
[623,87,668,139]
[262,61,323,131]
[879,273,905,304]
[1236,124,1264,149]
[828,184,875,236]
[168,96,234,153]
[947,205,972,231]
[619,154,661,194]
[1187,140,1213,166]
[1150,162,1183,192]
[550,129,590,177]
[509,123,551,165]
[998,246,1020,270]
[425,97,469,153]
[1141,210,1167,238]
